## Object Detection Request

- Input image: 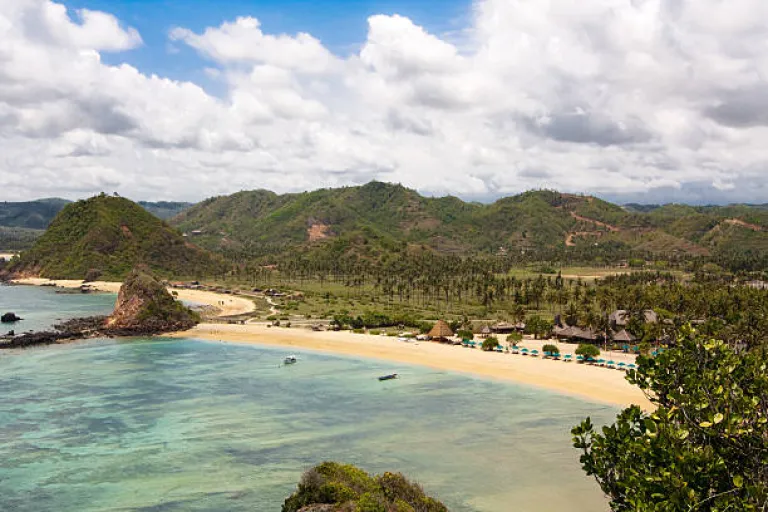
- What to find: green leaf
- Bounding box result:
[699,421,712,428]
[713,413,724,424]
[733,475,743,488]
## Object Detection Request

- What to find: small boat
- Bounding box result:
[378,373,398,381]
[283,355,297,365]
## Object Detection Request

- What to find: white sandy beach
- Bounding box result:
[12,278,256,317]
[14,277,649,408]
[172,323,652,409]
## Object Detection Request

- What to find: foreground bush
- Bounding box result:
[572,326,768,510]
[282,462,447,512]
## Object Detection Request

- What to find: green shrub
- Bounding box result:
[482,337,500,351]
[282,462,446,512]
[369,329,381,336]
[542,344,560,355]
[353,328,365,334]
[572,327,768,510]
[507,332,523,344]
[457,329,474,340]
[575,344,600,359]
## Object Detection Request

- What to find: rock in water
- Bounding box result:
[1,312,21,323]
[105,266,199,334]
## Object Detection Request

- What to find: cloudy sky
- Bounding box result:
[1,0,767,204]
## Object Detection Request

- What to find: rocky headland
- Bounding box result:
[0,266,199,349]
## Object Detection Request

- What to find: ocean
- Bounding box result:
[0,285,615,511]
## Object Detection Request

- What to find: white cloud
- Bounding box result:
[1,0,768,203]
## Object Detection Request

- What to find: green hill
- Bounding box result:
[0,198,194,251]
[172,182,768,260]
[10,194,223,280]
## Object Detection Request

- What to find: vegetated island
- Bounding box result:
[0,266,199,349]
[282,462,447,512]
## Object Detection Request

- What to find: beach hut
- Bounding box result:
[480,325,492,339]
[613,329,636,343]
[492,322,516,334]
[428,320,454,342]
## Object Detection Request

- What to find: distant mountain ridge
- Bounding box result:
[0,198,193,230]
[171,182,768,258]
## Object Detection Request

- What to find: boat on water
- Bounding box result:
[378,373,398,381]
[283,355,297,365]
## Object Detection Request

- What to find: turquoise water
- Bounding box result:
[0,287,615,511]
[0,284,116,333]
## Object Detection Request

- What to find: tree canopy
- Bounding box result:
[572,326,768,510]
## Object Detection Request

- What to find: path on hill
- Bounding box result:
[723,218,764,232]
[569,212,621,231]
[565,212,622,247]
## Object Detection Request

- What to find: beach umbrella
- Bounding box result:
[576,355,584,361]
[531,350,539,356]
[564,354,572,361]
[628,364,637,370]
[543,351,551,357]
[607,360,616,367]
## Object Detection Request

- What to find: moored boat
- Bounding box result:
[378,373,398,381]
[284,355,297,365]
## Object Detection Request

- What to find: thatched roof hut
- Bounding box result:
[429,320,454,341]
[491,322,516,333]
[480,325,492,338]
[613,329,636,343]
[610,310,658,327]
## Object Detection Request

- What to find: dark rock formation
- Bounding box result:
[105,266,199,334]
[1,312,21,323]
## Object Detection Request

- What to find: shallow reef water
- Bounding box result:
[0,286,615,511]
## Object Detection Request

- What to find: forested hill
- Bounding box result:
[0,199,194,252]
[8,195,223,280]
[171,182,768,260]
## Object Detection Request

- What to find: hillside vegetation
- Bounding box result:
[9,194,222,280]
[172,182,768,260]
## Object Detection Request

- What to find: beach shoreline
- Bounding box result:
[170,323,651,409]
[11,277,257,317]
[12,277,649,408]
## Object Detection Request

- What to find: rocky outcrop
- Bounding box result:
[105,266,199,334]
[1,267,198,350]
[1,312,21,323]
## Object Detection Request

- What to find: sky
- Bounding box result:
[1,0,767,205]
